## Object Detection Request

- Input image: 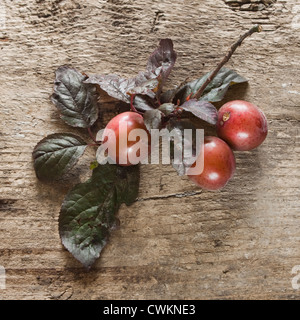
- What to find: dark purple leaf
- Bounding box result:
[160,89,177,104]
[59,164,140,269]
[174,67,248,104]
[158,103,175,116]
[32,133,87,180]
[167,119,200,176]
[51,66,99,128]
[180,99,218,125]
[84,38,176,103]
[85,69,160,104]
[134,95,156,111]
[143,109,163,131]
[84,74,134,103]
[147,39,177,95]
[127,78,159,96]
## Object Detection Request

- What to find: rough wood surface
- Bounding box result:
[0,0,300,300]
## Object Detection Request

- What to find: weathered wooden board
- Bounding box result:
[0,0,300,300]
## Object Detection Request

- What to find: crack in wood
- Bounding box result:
[137,190,202,202]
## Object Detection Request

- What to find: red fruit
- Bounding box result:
[216,100,268,151]
[187,136,236,191]
[103,111,150,166]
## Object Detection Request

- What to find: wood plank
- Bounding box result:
[0,0,299,299]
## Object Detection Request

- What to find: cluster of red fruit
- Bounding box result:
[188,100,268,190]
[103,100,268,191]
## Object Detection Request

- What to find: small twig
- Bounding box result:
[130,94,138,112]
[193,25,262,100]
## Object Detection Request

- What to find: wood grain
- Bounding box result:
[0,0,299,300]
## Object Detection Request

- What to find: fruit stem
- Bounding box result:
[130,94,138,112]
[193,25,262,100]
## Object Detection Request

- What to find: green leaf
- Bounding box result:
[32,133,87,181]
[59,164,140,269]
[51,66,99,128]
[174,67,248,104]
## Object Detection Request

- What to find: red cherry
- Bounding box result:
[103,112,150,166]
[216,100,268,151]
[187,136,236,191]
